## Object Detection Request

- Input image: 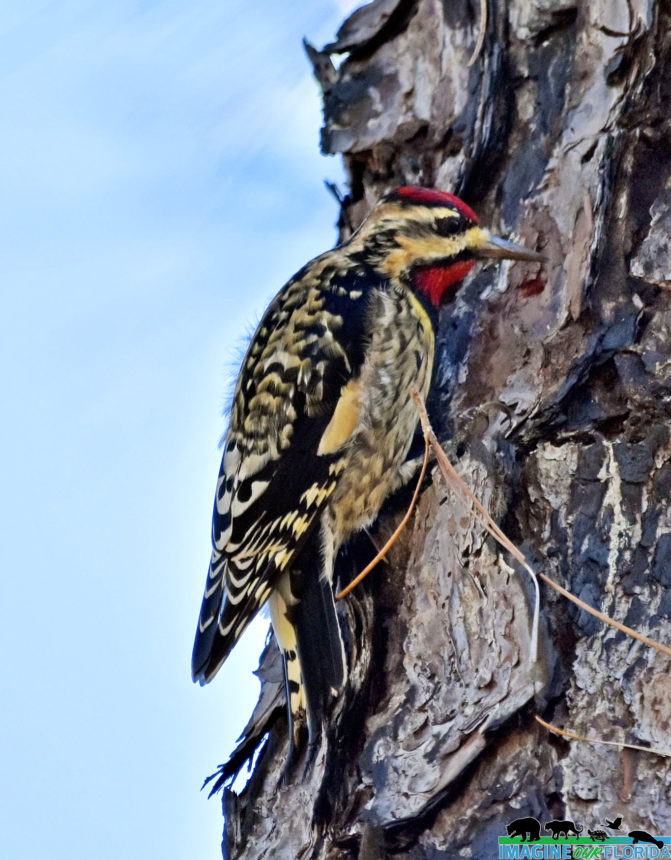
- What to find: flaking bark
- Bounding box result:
[218,1,671,856]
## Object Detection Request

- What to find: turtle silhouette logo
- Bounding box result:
[498,814,671,858]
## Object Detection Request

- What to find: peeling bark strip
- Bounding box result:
[219,1,671,857]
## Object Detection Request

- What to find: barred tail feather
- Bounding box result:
[268,533,347,746]
[269,585,306,748]
[192,550,232,683]
[289,535,347,743]
[294,572,347,742]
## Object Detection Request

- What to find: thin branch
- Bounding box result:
[467,0,488,67]
[537,571,671,659]
[535,715,671,758]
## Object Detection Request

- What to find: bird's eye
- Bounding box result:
[435,217,461,237]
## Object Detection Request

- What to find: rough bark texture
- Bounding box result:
[218,1,671,856]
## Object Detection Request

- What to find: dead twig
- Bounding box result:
[535,715,671,759]
[537,571,671,659]
[467,0,488,67]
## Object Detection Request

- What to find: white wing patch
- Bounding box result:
[230,478,271,518]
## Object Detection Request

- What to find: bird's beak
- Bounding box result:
[475,233,546,263]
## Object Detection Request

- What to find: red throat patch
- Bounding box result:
[413,260,476,307]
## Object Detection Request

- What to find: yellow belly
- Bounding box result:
[325,285,434,543]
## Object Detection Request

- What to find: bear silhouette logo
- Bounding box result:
[545,819,583,838]
[506,816,541,842]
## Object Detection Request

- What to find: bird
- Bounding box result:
[191,185,544,756]
[606,816,622,830]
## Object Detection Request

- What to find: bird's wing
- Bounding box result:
[192,262,373,682]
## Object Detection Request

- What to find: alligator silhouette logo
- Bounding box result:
[544,819,583,838]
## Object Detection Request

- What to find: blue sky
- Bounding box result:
[0,2,354,857]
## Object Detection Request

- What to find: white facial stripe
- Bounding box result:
[382,226,488,279]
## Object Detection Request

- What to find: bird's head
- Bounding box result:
[353,185,544,308]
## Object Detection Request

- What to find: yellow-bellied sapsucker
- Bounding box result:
[192,186,543,752]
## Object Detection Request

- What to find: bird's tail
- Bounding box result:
[269,531,347,746]
[192,549,234,684]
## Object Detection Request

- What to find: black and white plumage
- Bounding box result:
[191,186,543,752]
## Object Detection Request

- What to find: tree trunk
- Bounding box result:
[219,0,671,856]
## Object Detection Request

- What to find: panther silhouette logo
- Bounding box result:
[544,819,583,839]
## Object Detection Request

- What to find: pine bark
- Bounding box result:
[220,1,671,856]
